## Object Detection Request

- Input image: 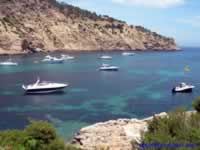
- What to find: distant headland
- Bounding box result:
[0,0,179,55]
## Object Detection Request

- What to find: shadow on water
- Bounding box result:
[171,91,194,96]
[23,91,66,96]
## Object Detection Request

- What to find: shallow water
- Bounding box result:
[0,48,199,139]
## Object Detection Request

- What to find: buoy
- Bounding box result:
[184,66,190,72]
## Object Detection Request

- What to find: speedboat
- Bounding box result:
[42,55,64,63]
[122,52,135,56]
[99,64,119,71]
[100,55,112,59]
[22,78,68,94]
[0,59,18,66]
[172,83,195,93]
[0,62,18,66]
[61,54,75,60]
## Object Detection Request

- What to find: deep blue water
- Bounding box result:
[0,48,199,139]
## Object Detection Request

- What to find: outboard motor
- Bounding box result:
[172,87,176,93]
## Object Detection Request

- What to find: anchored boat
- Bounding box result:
[99,64,119,71]
[42,55,64,64]
[0,59,18,66]
[22,78,68,94]
[122,52,135,56]
[100,55,112,59]
[61,54,75,60]
[172,83,195,93]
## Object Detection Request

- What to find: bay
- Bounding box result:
[0,48,199,139]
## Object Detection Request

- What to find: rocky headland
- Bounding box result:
[0,0,179,55]
[72,112,167,150]
[72,111,195,150]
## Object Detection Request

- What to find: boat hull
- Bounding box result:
[99,68,119,71]
[100,56,112,59]
[50,61,64,64]
[122,53,135,56]
[43,60,64,64]
[24,87,67,94]
[0,63,18,66]
[172,88,193,93]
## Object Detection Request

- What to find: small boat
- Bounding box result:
[172,82,195,93]
[99,64,119,71]
[122,52,135,56]
[61,54,75,60]
[100,55,112,59]
[42,55,64,63]
[0,59,18,66]
[22,78,68,94]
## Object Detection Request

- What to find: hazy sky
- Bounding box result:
[58,0,200,47]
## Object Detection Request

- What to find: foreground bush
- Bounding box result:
[0,121,81,150]
[193,97,200,113]
[142,108,200,150]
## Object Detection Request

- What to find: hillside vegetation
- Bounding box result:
[0,0,178,54]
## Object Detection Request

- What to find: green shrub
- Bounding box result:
[193,97,200,112]
[142,108,200,150]
[0,121,81,150]
[65,144,82,150]
[25,121,57,144]
[0,130,26,150]
[47,138,65,150]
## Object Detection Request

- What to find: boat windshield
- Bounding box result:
[102,64,109,67]
[180,83,187,87]
[38,82,50,85]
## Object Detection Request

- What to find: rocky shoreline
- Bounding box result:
[72,111,195,150]
[72,112,167,150]
[0,48,181,56]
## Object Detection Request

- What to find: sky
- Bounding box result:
[58,0,200,47]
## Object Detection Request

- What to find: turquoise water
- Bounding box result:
[0,48,199,139]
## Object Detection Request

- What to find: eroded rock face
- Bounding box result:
[0,0,179,55]
[72,112,167,150]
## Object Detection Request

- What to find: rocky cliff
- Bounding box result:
[0,0,179,54]
[72,111,196,150]
[73,111,199,150]
[72,112,168,150]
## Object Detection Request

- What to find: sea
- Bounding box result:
[0,47,199,139]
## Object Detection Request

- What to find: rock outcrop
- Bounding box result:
[0,0,179,55]
[72,112,168,150]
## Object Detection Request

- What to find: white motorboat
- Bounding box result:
[0,59,18,66]
[99,64,119,71]
[42,55,64,63]
[172,83,195,93]
[22,78,68,94]
[100,55,112,59]
[122,52,135,56]
[61,54,75,60]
